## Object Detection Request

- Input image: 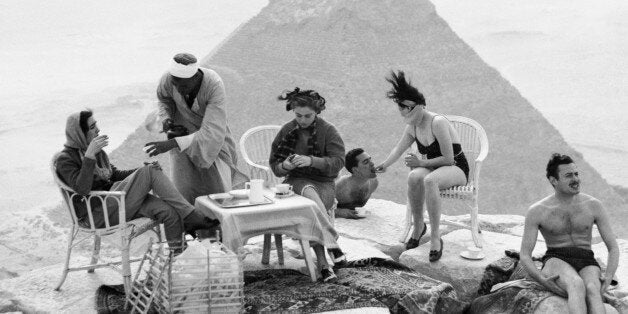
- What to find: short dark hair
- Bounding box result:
[278,87,326,114]
[345,148,365,173]
[385,70,425,106]
[79,110,93,136]
[546,153,574,180]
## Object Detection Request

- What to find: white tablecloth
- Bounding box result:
[195,193,338,252]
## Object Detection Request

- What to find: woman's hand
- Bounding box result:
[291,154,312,168]
[85,135,109,159]
[404,153,424,168]
[374,163,387,173]
[282,157,297,171]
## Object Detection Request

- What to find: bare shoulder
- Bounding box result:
[433,115,451,130]
[579,193,604,213]
[335,174,351,186]
[526,196,554,219]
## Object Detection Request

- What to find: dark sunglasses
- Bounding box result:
[397,103,415,111]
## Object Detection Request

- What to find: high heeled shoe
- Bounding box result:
[405,222,427,250]
[429,238,444,262]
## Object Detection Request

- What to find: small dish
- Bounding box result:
[228,189,249,199]
[274,190,295,198]
[460,250,485,260]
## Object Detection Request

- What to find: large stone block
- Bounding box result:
[399,229,547,301]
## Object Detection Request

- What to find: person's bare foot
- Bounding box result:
[335,207,365,219]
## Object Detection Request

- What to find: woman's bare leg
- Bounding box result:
[423,166,466,251]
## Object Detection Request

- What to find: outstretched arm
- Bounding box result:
[375,125,415,171]
[592,199,619,292]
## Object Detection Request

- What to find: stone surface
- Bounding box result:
[399,229,548,301]
[535,296,620,314]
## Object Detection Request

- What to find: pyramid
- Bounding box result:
[189,0,625,236]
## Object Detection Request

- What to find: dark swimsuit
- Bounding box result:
[414,116,470,182]
[542,247,600,272]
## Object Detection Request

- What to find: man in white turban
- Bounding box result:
[145,53,247,203]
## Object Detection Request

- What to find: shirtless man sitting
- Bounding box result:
[335,148,379,219]
[520,153,619,314]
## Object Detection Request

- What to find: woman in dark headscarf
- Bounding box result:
[56,110,216,247]
[269,88,347,282]
[375,71,469,262]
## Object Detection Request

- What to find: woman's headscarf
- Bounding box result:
[64,112,113,182]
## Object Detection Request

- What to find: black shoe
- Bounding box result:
[429,238,444,262]
[405,222,427,250]
[184,210,219,233]
[328,248,347,268]
[320,267,338,283]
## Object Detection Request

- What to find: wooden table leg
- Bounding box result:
[274,234,284,265]
[299,239,317,282]
[262,234,271,265]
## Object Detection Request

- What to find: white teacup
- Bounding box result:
[275,183,293,194]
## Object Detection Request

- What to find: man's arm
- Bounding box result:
[591,198,619,292]
[519,205,567,297]
[156,73,175,124]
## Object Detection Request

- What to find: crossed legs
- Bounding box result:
[407,166,465,252]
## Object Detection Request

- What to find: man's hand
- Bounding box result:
[85,135,109,159]
[145,140,178,157]
[162,118,174,133]
[600,274,612,294]
[335,207,366,220]
[541,274,567,297]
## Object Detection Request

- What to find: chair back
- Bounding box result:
[446,115,489,186]
[239,125,283,187]
[413,115,489,186]
[51,152,126,234]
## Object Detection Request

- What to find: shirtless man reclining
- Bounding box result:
[335,148,379,219]
[520,153,619,314]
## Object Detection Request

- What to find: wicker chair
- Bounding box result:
[398,115,489,248]
[238,125,285,265]
[51,153,161,296]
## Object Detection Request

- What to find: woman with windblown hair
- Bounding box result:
[375,71,470,262]
[269,88,347,282]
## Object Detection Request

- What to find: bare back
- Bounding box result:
[533,193,600,249]
[335,175,378,208]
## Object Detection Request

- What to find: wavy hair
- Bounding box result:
[385,70,425,105]
[278,87,326,114]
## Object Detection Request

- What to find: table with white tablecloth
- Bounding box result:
[195,193,338,281]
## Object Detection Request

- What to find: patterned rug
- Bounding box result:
[95,257,466,313]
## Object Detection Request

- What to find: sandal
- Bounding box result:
[405,222,427,250]
[429,238,444,262]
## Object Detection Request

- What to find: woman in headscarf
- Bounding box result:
[269,88,347,282]
[375,71,470,262]
[55,110,217,247]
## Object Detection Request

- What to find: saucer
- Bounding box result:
[228,189,249,199]
[460,250,485,260]
[274,190,295,198]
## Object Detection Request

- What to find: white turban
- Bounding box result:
[169,59,199,78]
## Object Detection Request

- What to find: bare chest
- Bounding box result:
[539,205,594,236]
